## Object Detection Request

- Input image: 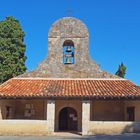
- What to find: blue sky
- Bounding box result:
[0,0,140,85]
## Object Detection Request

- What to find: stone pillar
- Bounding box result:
[82,100,90,135]
[47,100,55,133]
[0,102,2,119]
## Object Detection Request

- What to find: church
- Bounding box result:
[0,17,140,135]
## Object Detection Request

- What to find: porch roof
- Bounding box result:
[0,78,140,99]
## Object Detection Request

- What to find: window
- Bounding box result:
[24,104,35,118]
[63,40,74,64]
[127,107,135,121]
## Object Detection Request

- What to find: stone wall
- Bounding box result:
[0,120,49,136]
[88,121,140,135]
[20,17,119,79]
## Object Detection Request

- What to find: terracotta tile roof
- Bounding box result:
[0,78,140,99]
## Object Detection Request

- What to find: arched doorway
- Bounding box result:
[59,107,78,131]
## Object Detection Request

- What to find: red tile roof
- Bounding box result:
[0,78,140,99]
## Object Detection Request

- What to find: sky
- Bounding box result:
[0,0,140,85]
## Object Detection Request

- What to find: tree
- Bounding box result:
[115,63,126,78]
[0,17,27,83]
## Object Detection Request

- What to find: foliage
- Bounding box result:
[115,63,126,78]
[0,17,27,83]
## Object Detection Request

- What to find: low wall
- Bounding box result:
[88,121,140,135]
[1,120,140,136]
[0,120,50,136]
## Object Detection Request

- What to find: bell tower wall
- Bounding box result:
[20,17,118,78]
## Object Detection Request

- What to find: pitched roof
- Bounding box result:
[0,78,140,99]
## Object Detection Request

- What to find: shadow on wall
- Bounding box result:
[82,123,140,140]
[122,122,140,133]
[88,122,140,135]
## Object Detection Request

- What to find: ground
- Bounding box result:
[0,134,140,140]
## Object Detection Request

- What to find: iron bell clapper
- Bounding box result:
[66,46,71,52]
[66,57,71,64]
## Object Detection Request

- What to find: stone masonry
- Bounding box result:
[82,100,90,135]
[20,17,119,78]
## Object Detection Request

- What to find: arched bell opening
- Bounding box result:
[59,107,78,131]
[63,40,74,64]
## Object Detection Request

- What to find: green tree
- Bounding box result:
[0,17,27,83]
[115,63,126,78]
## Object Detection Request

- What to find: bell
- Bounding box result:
[65,57,71,64]
[66,46,71,52]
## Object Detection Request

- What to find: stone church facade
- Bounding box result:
[0,17,140,135]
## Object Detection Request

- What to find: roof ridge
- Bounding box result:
[13,77,126,81]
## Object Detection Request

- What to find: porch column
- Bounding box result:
[82,100,90,135]
[0,101,3,119]
[0,104,2,119]
[47,100,55,133]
